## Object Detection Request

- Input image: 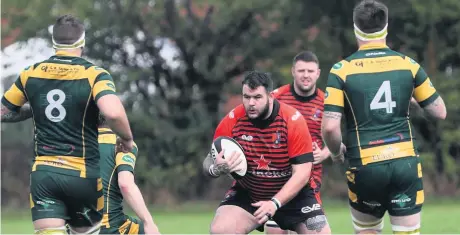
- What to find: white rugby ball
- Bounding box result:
[211,136,247,178]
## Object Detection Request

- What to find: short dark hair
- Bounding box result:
[242,71,273,93]
[52,14,85,45]
[293,51,319,66]
[353,0,388,33]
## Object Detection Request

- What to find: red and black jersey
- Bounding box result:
[272,84,325,192]
[213,100,313,202]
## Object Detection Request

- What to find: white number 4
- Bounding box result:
[370,80,396,114]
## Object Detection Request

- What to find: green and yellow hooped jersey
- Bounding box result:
[1,51,117,178]
[324,43,439,167]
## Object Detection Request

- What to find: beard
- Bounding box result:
[295,82,314,94]
[246,99,271,120]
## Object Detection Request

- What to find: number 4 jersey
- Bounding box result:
[1,51,116,178]
[324,43,440,167]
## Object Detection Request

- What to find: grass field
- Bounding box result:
[2,198,459,234]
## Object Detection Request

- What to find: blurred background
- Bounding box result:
[1,0,459,233]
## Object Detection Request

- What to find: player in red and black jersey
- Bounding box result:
[267,51,333,234]
[202,71,325,234]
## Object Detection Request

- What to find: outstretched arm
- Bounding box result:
[1,103,32,122]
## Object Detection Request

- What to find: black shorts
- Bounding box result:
[219,184,325,231]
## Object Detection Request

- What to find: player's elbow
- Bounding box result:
[118,172,135,193]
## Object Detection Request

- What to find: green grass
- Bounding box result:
[2,198,459,234]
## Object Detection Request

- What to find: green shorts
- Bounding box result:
[30,171,103,228]
[101,215,144,234]
[346,156,424,218]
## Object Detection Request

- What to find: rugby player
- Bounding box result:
[321,1,447,234]
[202,71,319,234]
[267,51,332,234]
[98,116,160,234]
[1,15,134,235]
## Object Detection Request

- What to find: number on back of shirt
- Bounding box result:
[45,89,67,122]
[370,80,396,114]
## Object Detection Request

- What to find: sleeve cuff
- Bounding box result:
[94,90,116,103]
[1,97,20,112]
[324,104,344,113]
[418,93,440,108]
[290,152,314,164]
[116,165,134,173]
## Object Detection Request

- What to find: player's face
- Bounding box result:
[242,85,271,119]
[292,61,320,94]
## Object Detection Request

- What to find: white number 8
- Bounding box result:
[45,89,67,122]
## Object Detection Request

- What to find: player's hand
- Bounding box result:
[143,221,160,234]
[312,142,328,165]
[214,150,243,174]
[251,200,278,225]
[116,137,134,153]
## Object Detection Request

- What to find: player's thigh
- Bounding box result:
[275,187,330,234]
[389,212,421,235]
[211,187,260,234]
[64,177,103,229]
[349,206,384,234]
[30,171,69,226]
[387,157,424,217]
[265,219,289,234]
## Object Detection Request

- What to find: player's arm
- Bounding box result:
[116,150,158,230]
[272,113,313,206]
[1,71,32,122]
[92,71,133,142]
[411,62,446,120]
[202,111,237,178]
[1,103,32,122]
[321,68,346,158]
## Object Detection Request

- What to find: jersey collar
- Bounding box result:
[290,83,317,102]
[54,51,80,57]
[358,42,388,51]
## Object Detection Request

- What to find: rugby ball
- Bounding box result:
[211,136,247,178]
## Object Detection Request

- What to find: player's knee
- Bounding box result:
[34,226,67,235]
[351,216,383,234]
[390,213,421,235]
[391,224,420,235]
[209,222,232,234]
[303,215,330,234]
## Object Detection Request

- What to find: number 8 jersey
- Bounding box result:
[1,51,116,178]
[324,43,440,167]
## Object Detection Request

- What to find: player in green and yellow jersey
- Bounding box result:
[1,15,134,235]
[321,1,447,234]
[98,116,160,234]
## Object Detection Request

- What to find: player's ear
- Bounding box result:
[291,66,295,77]
[317,68,321,76]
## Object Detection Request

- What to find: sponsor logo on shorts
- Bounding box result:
[36,200,55,212]
[363,201,381,207]
[391,193,411,208]
[301,203,321,213]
